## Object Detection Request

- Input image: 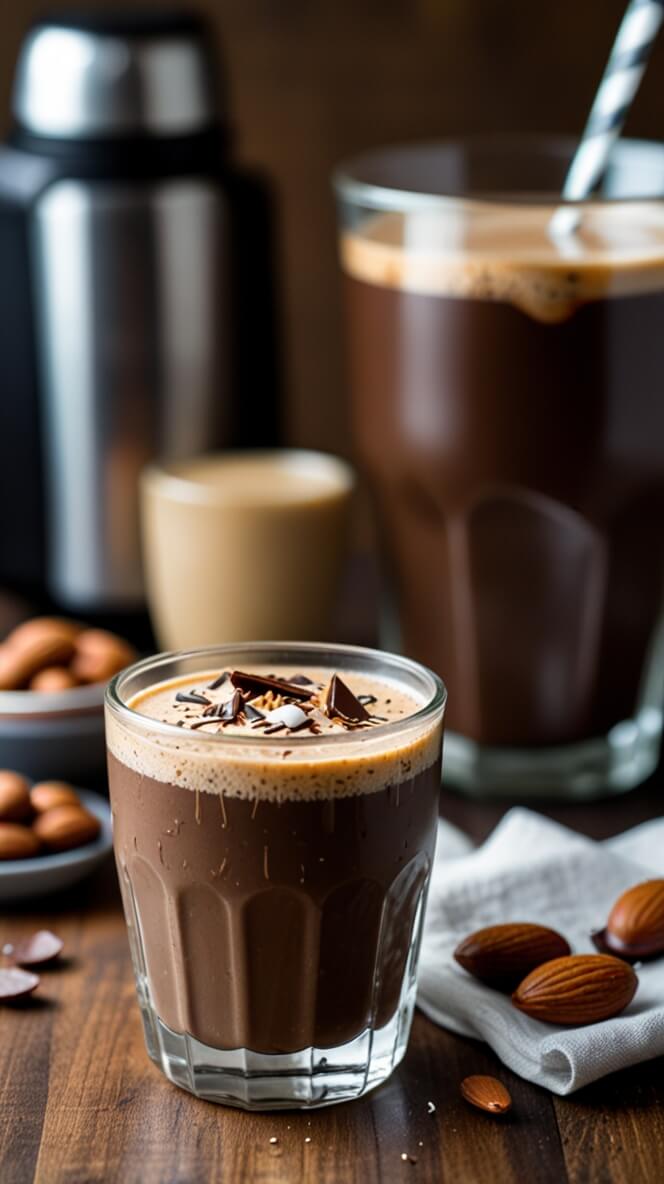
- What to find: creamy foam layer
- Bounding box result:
[106,666,442,801]
[341,204,664,322]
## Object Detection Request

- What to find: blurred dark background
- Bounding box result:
[2,0,663,455]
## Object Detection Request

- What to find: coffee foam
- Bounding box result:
[106,669,442,802]
[341,204,664,323]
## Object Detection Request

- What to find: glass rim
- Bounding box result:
[333,133,664,212]
[140,448,356,507]
[105,641,447,750]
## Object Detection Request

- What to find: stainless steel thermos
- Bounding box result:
[0,9,279,616]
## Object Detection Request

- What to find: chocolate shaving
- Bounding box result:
[176,691,211,706]
[325,675,371,723]
[230,671,313,701]
[208,671,230,690]
[288,674,316,686]
[218,690,243,723]
[358,694,378,706]
[244,703,266,722]
[263,723,286,734]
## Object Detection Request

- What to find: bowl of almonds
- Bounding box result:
[0,770,112,900]
[0,616,135,782]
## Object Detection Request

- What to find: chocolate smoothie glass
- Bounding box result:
[335,137,664,798]
[105,642,445,1108]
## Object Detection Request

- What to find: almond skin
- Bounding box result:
[0,636,75,690]
[0,823,41,860]
[30,782,80,814]
[33,805,100,853]
[30,666,79,692]
[0,771,32,822]
[5,617,82,651]
[605,880,664,959]
[454,923,571,991]
[512,954,638,1025]
[460,1075,512,1115]
[70,630,136,685]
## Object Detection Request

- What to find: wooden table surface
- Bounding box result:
[2,774,664,1184]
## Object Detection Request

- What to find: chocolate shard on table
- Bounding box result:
[2,930,63,967]
[175,691,211,706]
[0,967,40,1002]
[229,671,313,701]
[324,674,371,722]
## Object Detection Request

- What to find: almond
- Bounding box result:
[460,1075,512,1115]
[30,782,80,814]
[512,954,637,1025]
[604,880,664,959]
[70,629,136,685]
[0,823,41,860]
[0,771,32,822]
[5,617,82,651]
[33,805,100,853]
[30,666,79,692]
[454,923,571,991]
[0,636,76,690]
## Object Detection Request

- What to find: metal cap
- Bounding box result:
[12,9,220,139]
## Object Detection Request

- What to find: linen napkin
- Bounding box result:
[417,807,664,1094]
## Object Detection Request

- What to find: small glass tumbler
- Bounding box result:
[105,642,445,1109]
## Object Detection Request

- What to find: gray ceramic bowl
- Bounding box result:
[0,683,106,783]
[0,788,112,901]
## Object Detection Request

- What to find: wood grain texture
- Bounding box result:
[1,777,663,1183]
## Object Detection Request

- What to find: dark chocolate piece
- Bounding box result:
[244,703,266,722]
[358,693,378,706]
[263,723,286,734]
[176,691,211,706]
[2,930,63,967]
[218,690,243,723]
[325,674,371,723]
[288,674,316,686]
[208,671,230,690]
[230,671,313,701]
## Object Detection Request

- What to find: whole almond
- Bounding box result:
[512,954,637,1025]
[30,666,79,692]
[0,771,32,822]
[454,923,571,991]
[70,630,135,685]
[30,782,80,814]
[0,823,41,860]
[605,880,664,959]
[0,636,76,690]
[6,617,82,651]
[460,1075,512,1115]
[33,805,100,853]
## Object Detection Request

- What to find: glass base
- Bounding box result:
[137,992,417,1109]
[443,707,662,800]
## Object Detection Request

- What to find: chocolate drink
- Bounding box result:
[107,661,443,1060]
[341,205,664,747]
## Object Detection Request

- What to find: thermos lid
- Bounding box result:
[12,8,220,139]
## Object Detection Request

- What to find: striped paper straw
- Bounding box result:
[551,0,664,237]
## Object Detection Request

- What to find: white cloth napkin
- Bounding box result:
[417,807,664,1094]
